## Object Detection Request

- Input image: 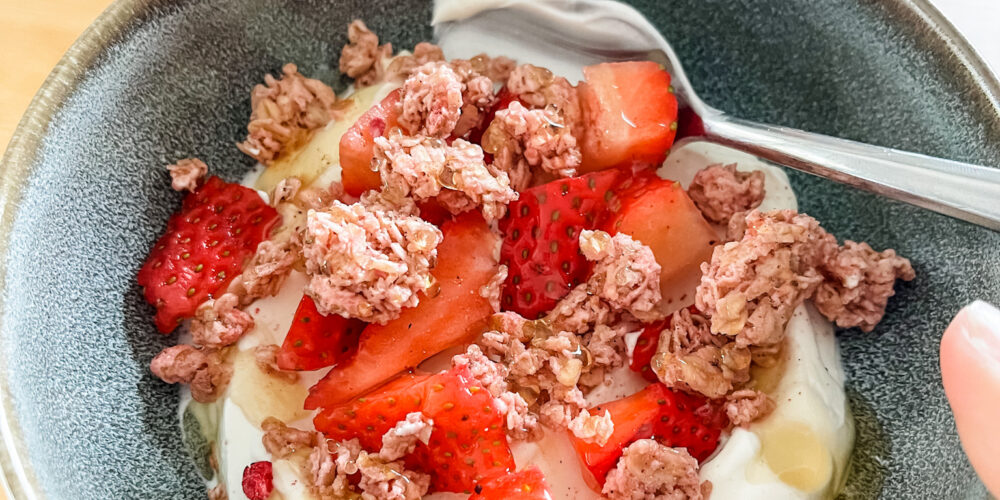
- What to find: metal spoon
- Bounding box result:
[435,0,1000,230]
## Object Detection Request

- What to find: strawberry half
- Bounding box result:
[470,467,552,499]
[314,365,514,494]
[137,176,280,332]
[241,461,273,500]
[498,168,626,319]
[569,383,727,487]
[276,295,366,371]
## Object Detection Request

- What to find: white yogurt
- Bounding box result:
[189,3,855,495]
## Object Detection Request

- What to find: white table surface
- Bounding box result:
[931,0,1000,78]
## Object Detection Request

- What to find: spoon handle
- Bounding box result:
[699,114,1000,231]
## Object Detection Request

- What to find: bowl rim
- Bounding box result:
[1,0,999,498]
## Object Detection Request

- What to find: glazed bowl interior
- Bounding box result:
[1,0,999,498]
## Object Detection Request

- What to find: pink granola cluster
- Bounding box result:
[166,158,207,192]
[698,210,914,346]
[261,417,431,500]
[301,192,443,324]
[397,61,496,139]
[238,63,341,165]
[339,20,392,87]
[688,163,766,224]
[374,134,518,222]
[149,345,231,403]
[482,101,581,190]
[602,439,712,500]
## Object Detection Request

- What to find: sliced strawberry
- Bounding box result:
[314,371,430,451]
[305,212,499,408]
[467,86,522,146]
[137,176,280,332]
[579,62,678,172]
[339,88,401,196]
[469,467,552,499]
[416,366,514,492]
[276,295,366,371]
[605,172,717,313]
[314,365,514,494]
[498,168,626,319]
[569,383,727,487]
[241,461,273,500]
[631,321,666,382]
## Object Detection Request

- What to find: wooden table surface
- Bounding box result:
[0,3,113,500]
[0,0,112,156]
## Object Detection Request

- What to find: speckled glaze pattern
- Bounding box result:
[0,0,997,499]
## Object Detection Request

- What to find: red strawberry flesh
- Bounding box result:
[498,168,627,319]
[314,365,514,494]
[137,176,279,332]
[570,383,727,487]
[276,294,366,371]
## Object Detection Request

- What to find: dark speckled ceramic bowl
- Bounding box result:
[1,0,998,498]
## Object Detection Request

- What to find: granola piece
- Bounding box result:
[261,417,317,459]
[270,177,302,206]
[452,344,542,441]
[688,164,766,223]
[465,54,517,83]
[580,324,627,388]
[310,438,361,498]
[356,451,431,500]
[238,63,341,165]
[207,484,227,500]
[579,230,664,323]
[602,439,711,500]
[398,62,464,138]
[378,412,433,461]
[479,265,508,313]
[374,134,517,222]
[814,241,915,332]
[385,42,447,82]
[567,409,614,446]
[506,64,583,133]
[482,101,581,189]
[166,158,207,192]
[652,308,751,399]
[240,240,298,303]
[494,390,541,442]
[546,286,612,334]
[696,210,837,347]
[339,20,392,87]
[150,345,231,403]
[301,192,442,324]
[189,293,254,348]
[724,389,775,427]
[253,344,299,384]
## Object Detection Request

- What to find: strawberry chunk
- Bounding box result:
[569,383,727,487]
[276,295,366,371]
[314,371,430,451]
[241,461,273,500]
[498,168,626,319]
[339,88,401,196]
[469,467,552,499]
[605,172,717,312]
[305,212,499,408]
[631,321,666,383]
[137,176,280,332]
[579,62,678,172]
[314,365,514,494]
